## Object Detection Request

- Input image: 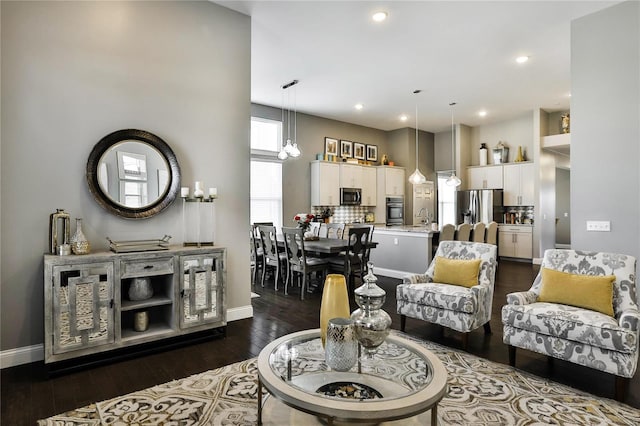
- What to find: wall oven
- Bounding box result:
[386,197,404,225]
[340,188,362,205]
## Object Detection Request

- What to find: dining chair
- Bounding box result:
[471,222,486,243]
[325,223,346,239]
[456,223,472,241]
[309,222,321,237]
[351,224,375,266]
[250,226,264,285]
[282,227,329,300]
[257,225,288,290]
[328,226,369,291]
[439,224,456,241]
[485,221,498,245]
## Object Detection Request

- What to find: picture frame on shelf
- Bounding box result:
[366,144,378,161]
[354,142,365,160]
[325,137,338,156]
[340,140,353,158]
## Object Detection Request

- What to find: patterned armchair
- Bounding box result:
[397,241,498,350]
[502,249,638,401]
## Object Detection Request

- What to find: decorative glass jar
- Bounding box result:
[350,263,391,358]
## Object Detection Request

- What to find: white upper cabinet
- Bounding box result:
[503,162,535,206]
[361,166,377,206]
[467,165,503,189]
[339,163,363,188]
[377,166,405,196]
[311,161,340,206]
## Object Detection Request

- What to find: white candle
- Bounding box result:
[194,181,204,198]
[209,187,217,198]
[181,187,189,198]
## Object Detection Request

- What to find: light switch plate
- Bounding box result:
[586,221,611,232]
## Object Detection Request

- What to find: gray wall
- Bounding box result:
[556,168,571,245]
[1,1,251,351]
[469,113,533,166]
[571,1,640,260]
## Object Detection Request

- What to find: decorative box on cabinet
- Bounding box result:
[44,246,226,366]
[311,161,340,206]
[467,165,503,189]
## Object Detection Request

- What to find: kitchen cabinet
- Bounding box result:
[339,163,363,188]
[361,166,377,206]
[377,166,405,196]
[311,161,340,206]
[467,165,503,189]
[44,247,226,365]
[498,225,532,259]
[503,162,535,206]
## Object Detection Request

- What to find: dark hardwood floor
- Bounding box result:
[2,260,638,424]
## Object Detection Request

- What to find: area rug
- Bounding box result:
[39,331,640,425]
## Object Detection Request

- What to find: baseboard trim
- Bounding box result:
[1,304,255,369]
[374,267,414,280]
[0,344,44,369]
[533,257,543,265]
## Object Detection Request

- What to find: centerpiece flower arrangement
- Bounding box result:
[294,213,314,231]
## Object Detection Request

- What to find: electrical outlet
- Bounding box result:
[586,221,611,232]
[393,238,398,245]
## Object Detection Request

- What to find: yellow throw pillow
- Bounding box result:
[432,257,481,288]
[538,268,615,317]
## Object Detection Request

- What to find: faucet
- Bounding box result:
[417,208,428,224]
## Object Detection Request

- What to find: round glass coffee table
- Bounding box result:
[257,329,448,425]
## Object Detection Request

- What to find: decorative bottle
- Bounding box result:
[319,274,351,347]
[70,218,91,255]
[350,263,391,358]
[479,143,488,166]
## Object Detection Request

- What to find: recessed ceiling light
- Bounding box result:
[515,56,529,64]
[354,103,364,110]
[372,11,388,22]
[399,114,408,121]
[478,110,487,117]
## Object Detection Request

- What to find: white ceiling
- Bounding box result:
[216,1,619,133]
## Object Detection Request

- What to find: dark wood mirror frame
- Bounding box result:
[86,129,181,219]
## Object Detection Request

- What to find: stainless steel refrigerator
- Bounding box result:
[456,189,504,224]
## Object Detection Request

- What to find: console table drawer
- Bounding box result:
[121,257,174,278]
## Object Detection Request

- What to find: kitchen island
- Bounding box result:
[369,225,438,279]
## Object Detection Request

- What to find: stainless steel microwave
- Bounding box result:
[340,188,361,205]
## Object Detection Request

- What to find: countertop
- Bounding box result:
[374,225,438,234]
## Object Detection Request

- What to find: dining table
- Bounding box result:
[300,237,378,255]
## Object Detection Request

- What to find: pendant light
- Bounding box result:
[277,80,300,160]
[446,102,462,187]
[408,89,427,185]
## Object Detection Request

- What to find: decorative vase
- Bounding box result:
[325,318,358,372]
[133,311,149,332]
[561,113,570,134]
[350,263,391,358]
[128,277,154,301]
[515,146,524,162]
[479,143,488,166]
[49,208,70,255]
[70,218,91,255]
[319,274,351,347]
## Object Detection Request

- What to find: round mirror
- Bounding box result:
[86,129,181,219]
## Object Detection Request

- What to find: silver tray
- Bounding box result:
[107,235,171,253]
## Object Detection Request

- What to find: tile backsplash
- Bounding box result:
[312,206,371,224]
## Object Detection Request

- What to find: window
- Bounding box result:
[250,117,283,229]
[437,172,456,227]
